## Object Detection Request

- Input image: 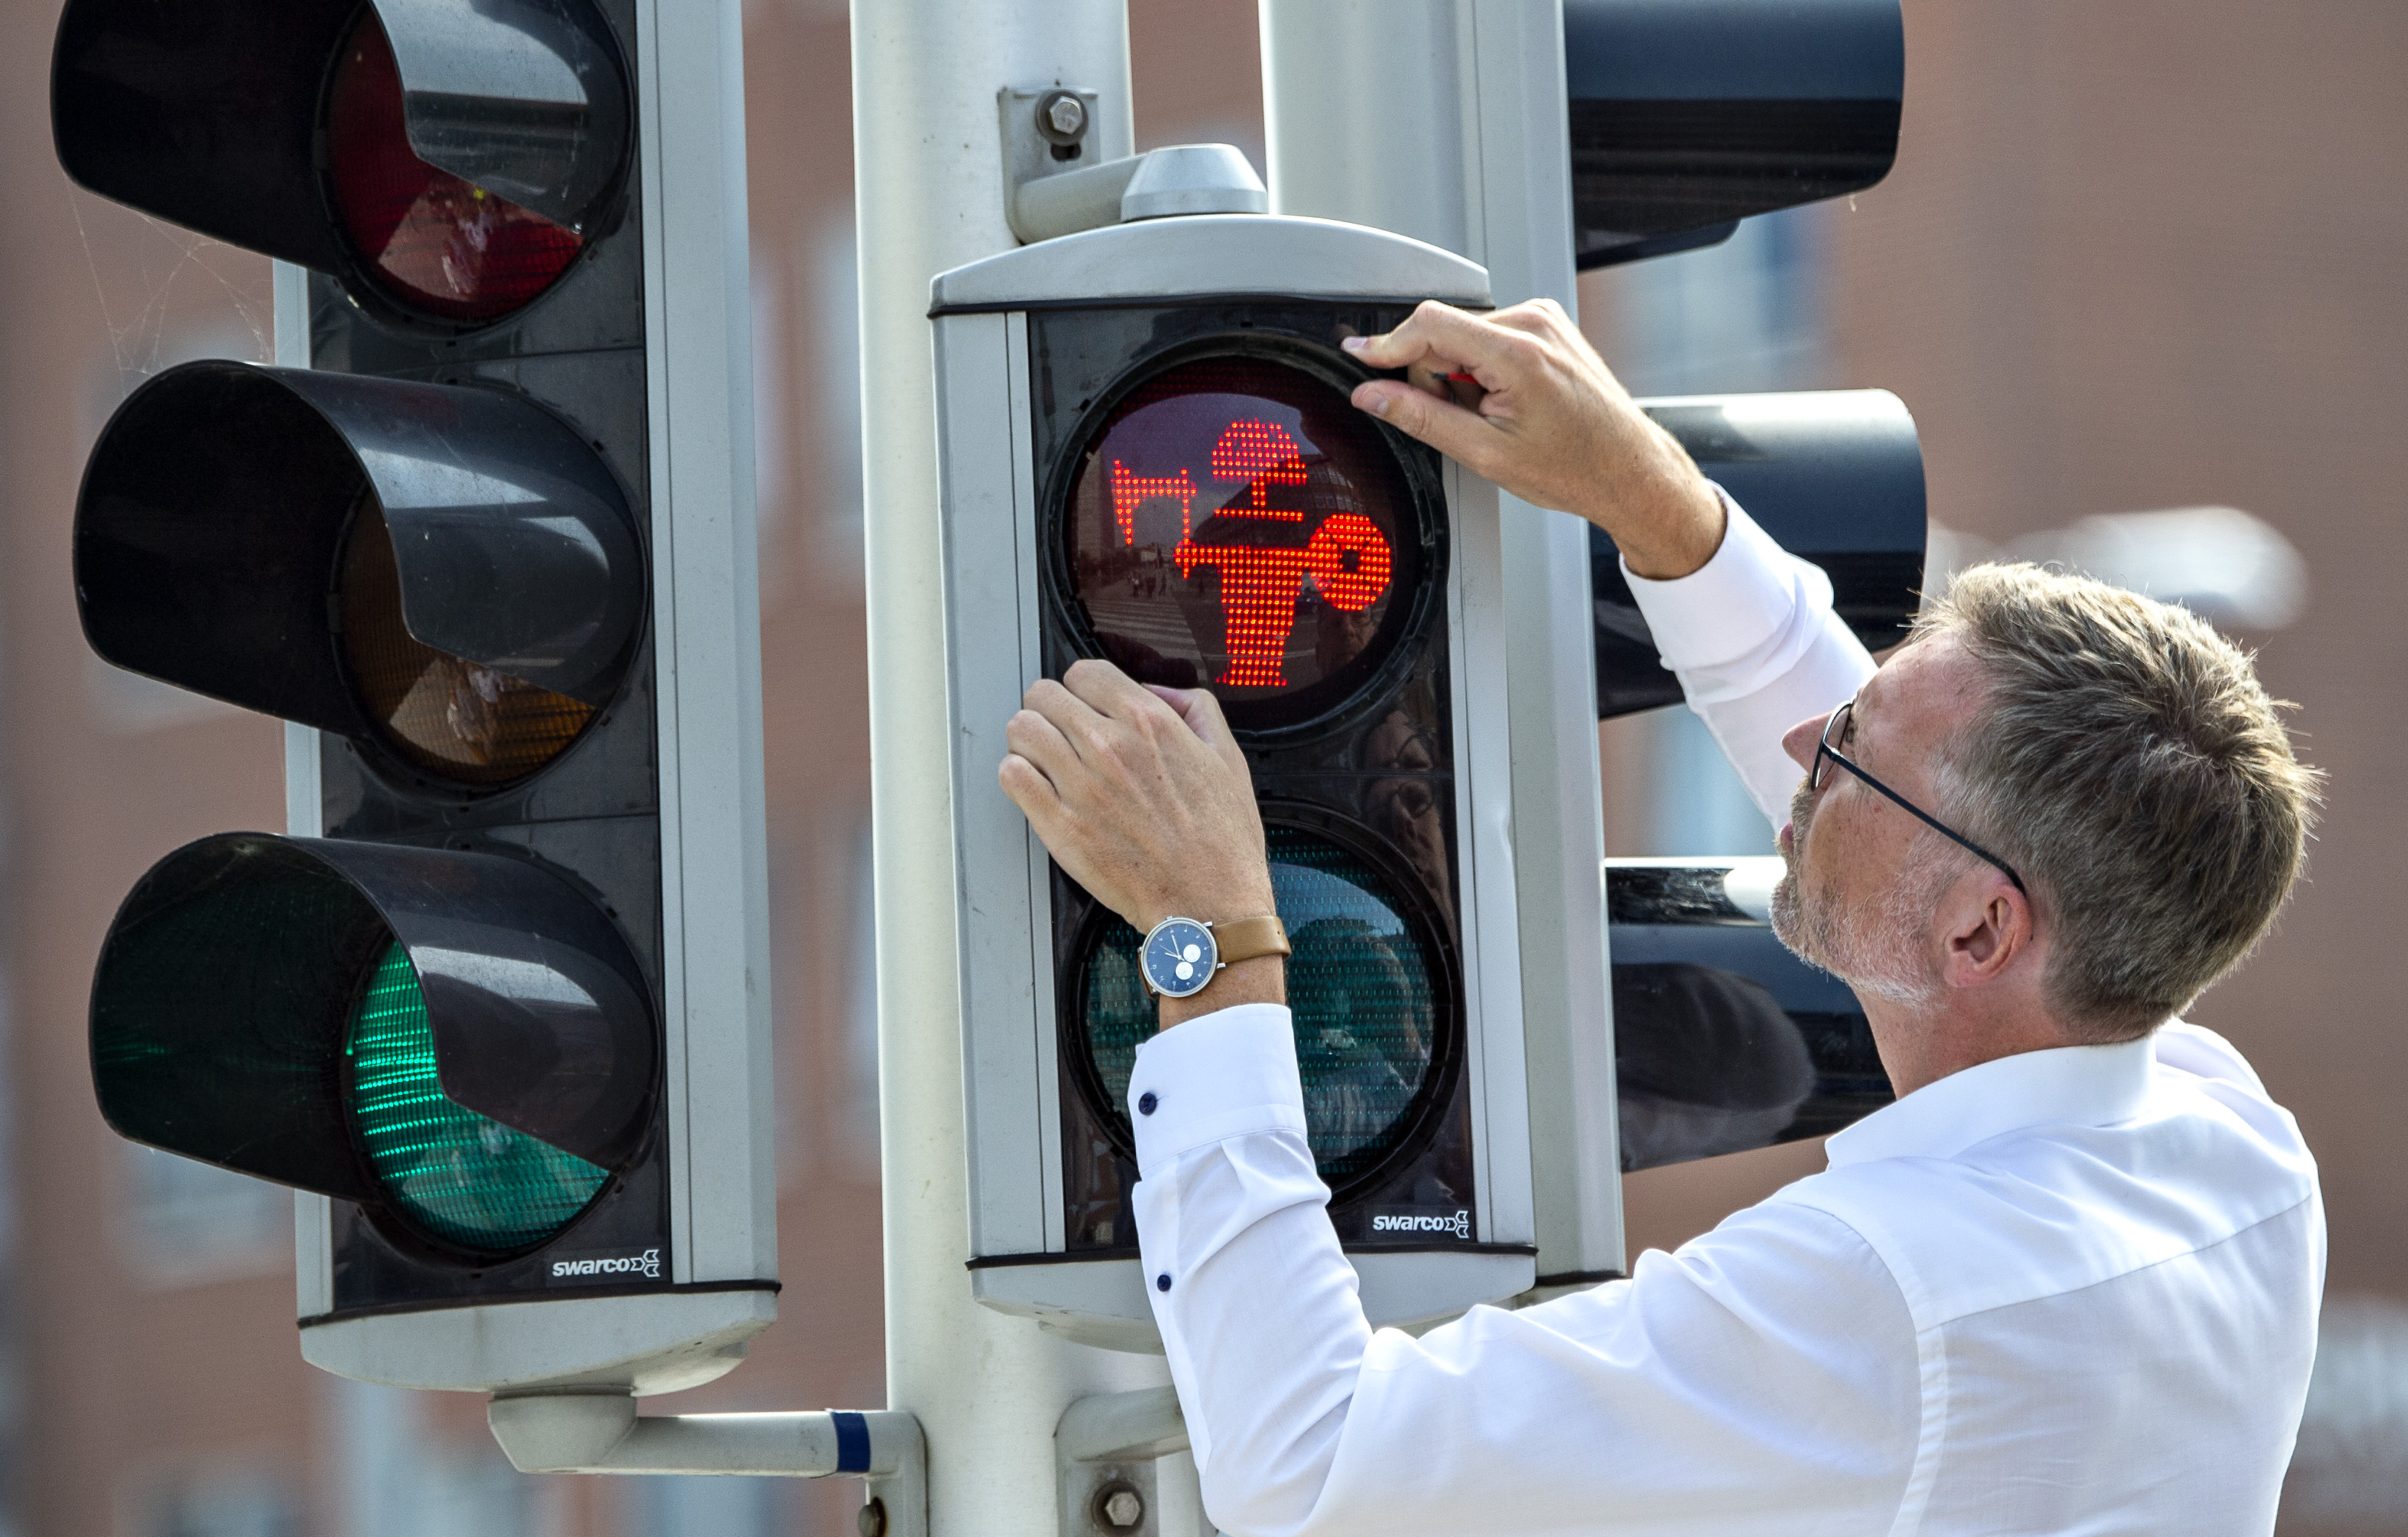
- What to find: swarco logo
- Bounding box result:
[550,1247,662,1282]
[1370,1208,1471,1240]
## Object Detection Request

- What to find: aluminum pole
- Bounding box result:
[1261,0,1627,1293]
[850,6,1169,1536]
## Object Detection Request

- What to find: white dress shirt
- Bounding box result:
[1631,486,1887,827]
[1128,502,2326,1536]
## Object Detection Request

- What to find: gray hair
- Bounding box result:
[1915,563,2320,1041]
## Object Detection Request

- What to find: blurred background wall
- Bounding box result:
[0,1,2398,1533]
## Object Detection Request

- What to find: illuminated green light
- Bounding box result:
[1083,828,1438,1183]
[345,941,605,1251]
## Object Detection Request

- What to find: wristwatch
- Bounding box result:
[1138,914,1291,1000]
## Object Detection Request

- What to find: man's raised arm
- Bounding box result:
[1344,300,1876,824]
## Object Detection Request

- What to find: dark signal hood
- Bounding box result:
[50,0,630,268]
[74,361,645,739]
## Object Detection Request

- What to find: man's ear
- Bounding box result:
[1941,872,2033,989]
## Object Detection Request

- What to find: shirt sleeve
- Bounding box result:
[1622,488,1881,827]
[1129,1005,1919,1537]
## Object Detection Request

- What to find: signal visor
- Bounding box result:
[75,361,645,791]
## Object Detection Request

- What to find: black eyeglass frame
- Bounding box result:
[1811,697,2029,895]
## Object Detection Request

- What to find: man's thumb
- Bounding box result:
[1350,380,1497,474]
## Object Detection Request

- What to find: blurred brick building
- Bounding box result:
[0,2,2400,1534]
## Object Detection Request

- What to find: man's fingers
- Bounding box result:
[1021,674,1114,762]
[1142,684,1213,736]
[1343,300,1525,376]
[1061,657,1171,724]
[1004,707,1082,790]
[1350,379,1502,475]
[998,752,1061,825]
[1184,690,1251,781]
[1145,684,1248,773]
[1487,296,1576,340]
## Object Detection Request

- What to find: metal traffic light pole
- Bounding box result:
[850,7,1177,1537]
[1260,0,1630,1298]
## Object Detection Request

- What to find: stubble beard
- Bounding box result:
[1770,776,1946,1008]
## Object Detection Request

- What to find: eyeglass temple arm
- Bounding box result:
[1825,745,2030,896]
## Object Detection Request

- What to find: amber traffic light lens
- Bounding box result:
[1063,356,1431,734]
[325,9,584,324]
[338,499,594,786]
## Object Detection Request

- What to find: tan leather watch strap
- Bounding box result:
[1210,915,1291,965]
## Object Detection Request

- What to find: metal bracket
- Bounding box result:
[1056,1385,1213,1537]
[998,86,1265,245]
[488,1392,927,1537]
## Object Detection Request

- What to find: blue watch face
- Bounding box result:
[1141,918,1218,998]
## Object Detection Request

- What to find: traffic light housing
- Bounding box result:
[1595,389,1929,718]
[1606,860,1893,1173]
[932,216,1537,1350]
[1565,0,1905,268]
[56,0,770,1396]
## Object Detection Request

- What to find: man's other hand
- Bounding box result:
[1000,660,1283,1022]
[1344,298,1727,580]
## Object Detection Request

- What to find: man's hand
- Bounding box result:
[1344,298,1726,579]
[1000,660,1283,1024]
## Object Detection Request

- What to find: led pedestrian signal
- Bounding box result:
[1049,335,1464,1250]
[936,213,1536,1347]
[56,0,771,1397]
[1064,355,1427,729]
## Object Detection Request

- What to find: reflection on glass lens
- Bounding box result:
[324,9,585,322]
[338,498,594,785]
[1065,357,1423,728]
[1081,827,1440,1183]
[346,940,606,1251]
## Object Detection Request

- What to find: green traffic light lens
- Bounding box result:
[1080,827,1443,1186]
[345,941,607,1252]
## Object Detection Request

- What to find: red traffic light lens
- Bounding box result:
[1065,356,1430,734]
[325,11,584,325]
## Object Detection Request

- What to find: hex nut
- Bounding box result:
[1035,90,1089,146]
[1094,1482,1144,1530]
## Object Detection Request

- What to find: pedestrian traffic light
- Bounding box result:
[932,214,1538,1350]
[1565,0,1904,268]
[56,0,772,1397]
[1594,389,1928,718]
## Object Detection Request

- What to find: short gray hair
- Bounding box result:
[1917,563,2320,1041]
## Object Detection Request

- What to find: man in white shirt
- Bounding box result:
[998,299,2324,1536]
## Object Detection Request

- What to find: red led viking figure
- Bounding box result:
[1172,420,1394,687]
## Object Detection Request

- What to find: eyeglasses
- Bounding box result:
[1811,697,2028,895]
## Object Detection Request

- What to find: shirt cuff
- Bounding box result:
[1622,487,1834,673]
[1128,1003,1306,1179]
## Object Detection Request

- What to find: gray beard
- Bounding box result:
[1770,777,1946,1008]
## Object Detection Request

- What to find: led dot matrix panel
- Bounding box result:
[1034,304,1479,1255]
